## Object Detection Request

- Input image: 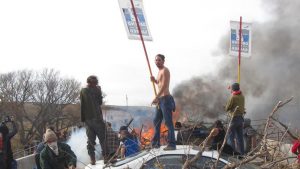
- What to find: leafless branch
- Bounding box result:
[214,107,237,168]
[261,97,293,152]
[260,157,297,169]
[222,151,266,169]
[182,136,211,169]
[222,97,293,169]
[271,117,298,140]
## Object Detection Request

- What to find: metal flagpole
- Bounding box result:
[238,16,242,84]
[129,0,158,97]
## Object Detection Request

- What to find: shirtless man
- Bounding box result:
[151,54,176,150]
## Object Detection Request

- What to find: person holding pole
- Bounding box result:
[225,83,245,155]
[151,54,176,150]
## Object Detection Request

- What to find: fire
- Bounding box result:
[140,124,172,146]
[141,127,154,145]
[139,107,182,147]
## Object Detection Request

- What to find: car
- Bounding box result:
[84,145,259,169]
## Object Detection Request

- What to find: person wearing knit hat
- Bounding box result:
[44,129,58,143]
[225,82,245,155]
[34,127,57,169]
[39,129,77,169]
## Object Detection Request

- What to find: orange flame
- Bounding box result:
[138,107,182,147]
[140,124,169,146]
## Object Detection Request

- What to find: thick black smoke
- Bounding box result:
[173,0,300,127]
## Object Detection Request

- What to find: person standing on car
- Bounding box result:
[225,83,245,155]
[151,54,176,150]
[80,75,107,165]
[0,116,18,169]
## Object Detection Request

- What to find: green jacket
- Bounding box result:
[225,93,245,117]
[80,86,103,122]
[40,142,77,169]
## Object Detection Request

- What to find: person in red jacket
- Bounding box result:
[291,137,300,163]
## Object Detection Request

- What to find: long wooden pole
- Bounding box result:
[129,0,157,97]
[238,16,242,84]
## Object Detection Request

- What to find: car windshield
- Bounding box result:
[112,150,149,167]
[141,154,226,169]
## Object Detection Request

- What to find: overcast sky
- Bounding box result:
[0,0,270,106]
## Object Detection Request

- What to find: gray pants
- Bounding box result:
[85,119,107,157]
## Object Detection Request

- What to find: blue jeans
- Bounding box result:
[227,116,245,155]
[152,95,176,147]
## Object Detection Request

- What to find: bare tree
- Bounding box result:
[31,69,81,139]
[0,70,35,145]
[0,69,81,146]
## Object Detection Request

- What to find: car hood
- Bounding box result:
[85,160,105,169]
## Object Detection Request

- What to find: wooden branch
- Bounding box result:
[104,144,122,167]
[277,97,293,108]
[214,107,237,168]
[222,151,266,169]
[182,136,211,169]
[271,117,298,140]
[260,157,297,169]
[183,107,239,169]
[223,97,293,169]
[139,124,144,142]
[271,125,289,162]
[261,97,293,152]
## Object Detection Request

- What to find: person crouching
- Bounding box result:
[119,126,139,158]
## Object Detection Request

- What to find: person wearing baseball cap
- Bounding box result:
[225,83,245,155]
[118,126,139,158]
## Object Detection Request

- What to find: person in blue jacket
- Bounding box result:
[119,126,139,158]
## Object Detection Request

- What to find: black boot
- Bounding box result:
[90,155,96,165]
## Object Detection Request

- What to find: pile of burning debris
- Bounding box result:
[181,97,299,169]
[134,98,299,168]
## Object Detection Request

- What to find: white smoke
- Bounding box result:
[173,0,300,131]
[67,127,102,168]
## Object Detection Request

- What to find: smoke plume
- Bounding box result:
[173,0,300,128]
[67,128,102,168]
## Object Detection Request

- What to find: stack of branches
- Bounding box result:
[182,97,298,169]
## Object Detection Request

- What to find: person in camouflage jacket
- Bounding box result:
[80,75,107,164]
